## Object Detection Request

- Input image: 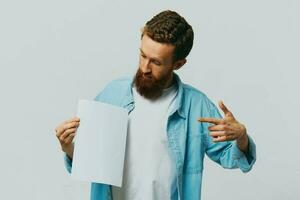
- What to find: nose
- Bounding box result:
[140,59,151,74]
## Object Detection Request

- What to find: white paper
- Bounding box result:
[71,99,128,187]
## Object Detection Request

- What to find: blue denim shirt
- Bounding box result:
[64,73,256,200]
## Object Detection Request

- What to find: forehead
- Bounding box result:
[140,34,175,61]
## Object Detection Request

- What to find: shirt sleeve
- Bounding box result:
[204,102,256,173]
[64,153,73,174]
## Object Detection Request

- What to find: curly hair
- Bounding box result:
[141,10,194,62]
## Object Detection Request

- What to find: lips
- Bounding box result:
[142,74,154,81]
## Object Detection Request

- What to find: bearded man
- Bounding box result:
[55,10,256,200]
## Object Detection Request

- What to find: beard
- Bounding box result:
[133,68,171,100]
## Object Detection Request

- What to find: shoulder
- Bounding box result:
[94,76,133,101]
[181,83,219,116]
[181,83,213,107]
[102,76,132,91]
[182,83,208,99]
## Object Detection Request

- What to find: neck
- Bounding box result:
[163,73,174,89]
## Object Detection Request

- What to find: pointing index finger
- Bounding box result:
[198,117,222,125]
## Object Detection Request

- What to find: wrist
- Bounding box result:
[62,144,74,157]
[236,124,249,153]
[237,124,247,140]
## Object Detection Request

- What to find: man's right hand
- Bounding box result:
[55,116,80,159]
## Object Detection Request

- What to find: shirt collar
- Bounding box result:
[122,73,186,119]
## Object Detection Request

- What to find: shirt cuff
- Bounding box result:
[231,135,256,173]
[64,153,73,174]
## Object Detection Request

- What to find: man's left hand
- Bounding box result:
[198,101,247,143]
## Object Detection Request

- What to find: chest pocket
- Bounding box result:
[183,134,205,174]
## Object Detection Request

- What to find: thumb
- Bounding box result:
[218,100,233,117]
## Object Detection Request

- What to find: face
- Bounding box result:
[134,34,186,100]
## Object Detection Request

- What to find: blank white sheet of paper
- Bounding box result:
[71,99,128,187]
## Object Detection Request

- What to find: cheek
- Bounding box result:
[151,67,169,80]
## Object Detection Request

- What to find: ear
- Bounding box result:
[173,59,186,70]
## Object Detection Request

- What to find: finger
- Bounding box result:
[198,117,222,125]
[208,124,226,131]
[218,100,232,116]
[55,127,64,137]
[56,121,79,137]
[209,131,227,137]
[59,127,77,141]
[63,121,80,131]
[55,118,80,135]
[64,133,75,144]
[64,116,80,124]
[212,135,235,142]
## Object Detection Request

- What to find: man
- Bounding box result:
[55,10,256,200]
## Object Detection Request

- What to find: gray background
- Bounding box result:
[0,0,299,199]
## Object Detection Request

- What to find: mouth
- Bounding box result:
[142,74,153,80]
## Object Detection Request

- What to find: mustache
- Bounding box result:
[133,69,164,100]
[141,72,154,79]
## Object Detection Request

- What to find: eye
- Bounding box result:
[152,60,161,66]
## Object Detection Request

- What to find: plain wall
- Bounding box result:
[0,0,299,199]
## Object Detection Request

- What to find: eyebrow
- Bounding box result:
[139,48,163,63]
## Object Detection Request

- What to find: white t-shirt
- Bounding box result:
[112,84,178,200]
